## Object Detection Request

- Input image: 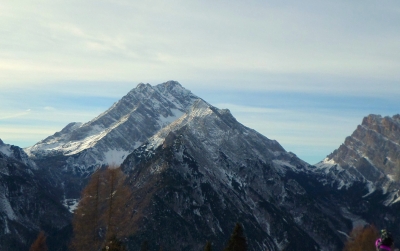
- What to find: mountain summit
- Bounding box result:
[26,81,200,175]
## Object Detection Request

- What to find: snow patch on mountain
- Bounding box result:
[26,114,130,156]
[0,144,13,158]
[272,160,296,173]
[101,149,131,166]
[146,99,214,150]
[391,194,400,205]
[0,189,17,221]
[314,158,339,173]
[157,108,185,127]
[63,199,79,213]
[340,207,367,228]
[362,181,376,197]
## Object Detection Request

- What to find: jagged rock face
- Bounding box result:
[312,115,400,249]
[121,102,352,251]
[315,115,400,195]
[25,81,200,176]
[0,140,71,251]
[332,115,399,177]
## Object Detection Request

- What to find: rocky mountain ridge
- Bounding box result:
[25,81,200,176]
[23,81,202,201]
[315,114,400,205]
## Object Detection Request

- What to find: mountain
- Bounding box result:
[315,114,400,205]
[25,81,201,199]
[119,100,356,251]
[15,81,399,250]
[0,139,71,251]
[26,81,200,175]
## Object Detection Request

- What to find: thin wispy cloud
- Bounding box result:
[43,106,56,111]
[0,109,31,120]
[1,0,399,163]
[1,1,399,86]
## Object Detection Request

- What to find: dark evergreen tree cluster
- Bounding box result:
[203,241,212,251]
[223,223,247,251]
[140,240,150,251]
[343,225,379,251]
[202,223,247,251]
[102,235,127,251]
[29,231,48,251]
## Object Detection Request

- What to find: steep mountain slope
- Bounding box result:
[26,81,200,176]
[120,100,353,251]
[0,140,71,251]
[25,81,201,199]
[315,114,400,204]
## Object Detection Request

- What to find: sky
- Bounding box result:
[1,0,399,164]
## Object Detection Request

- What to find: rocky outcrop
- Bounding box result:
[315,114,400,193]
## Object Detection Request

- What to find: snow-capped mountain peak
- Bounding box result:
[24,81,201,175]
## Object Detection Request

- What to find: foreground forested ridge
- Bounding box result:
[70,167,251,251]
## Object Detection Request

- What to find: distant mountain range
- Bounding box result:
[0,81,398,250]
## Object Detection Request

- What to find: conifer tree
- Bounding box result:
[102,167,132,240]
[343,225,379,251]
[29,231,48,251]
[70,166,133,251]
[101,235,126,251]
[70,171,103,251]
[223,223,247,251]
[203,241,212,251]
[140,240,150,251]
